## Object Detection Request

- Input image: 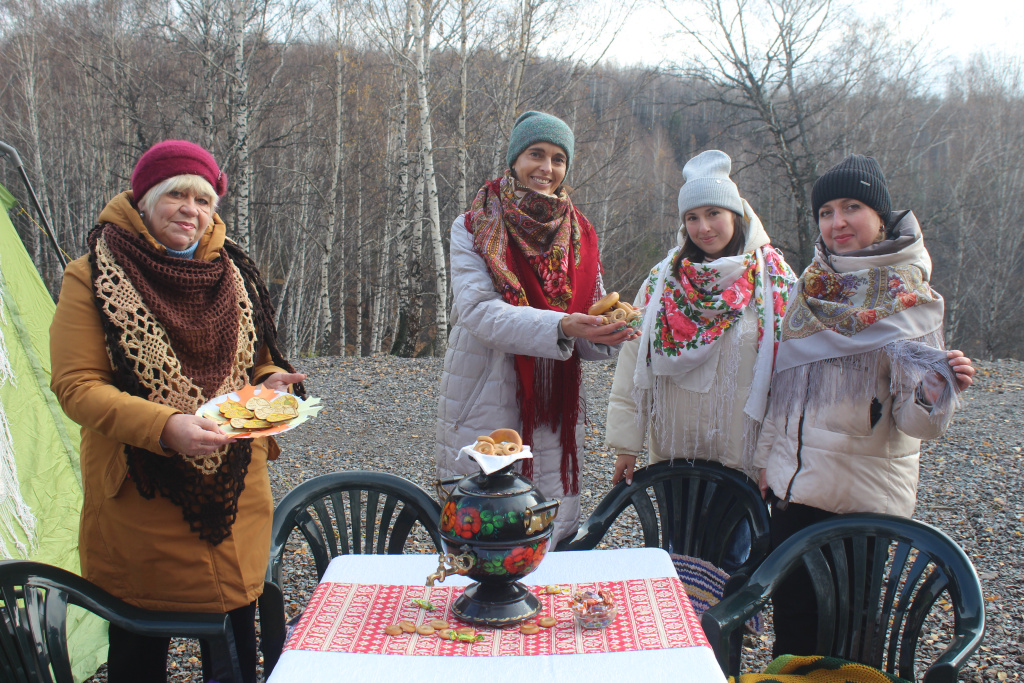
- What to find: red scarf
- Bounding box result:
[466,178,601,494]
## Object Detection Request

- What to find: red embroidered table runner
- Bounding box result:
[285,577,710,656]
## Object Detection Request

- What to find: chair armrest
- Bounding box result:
[701,585,771,676]
[554,522,605,551]
[922,628,986,683]
[259,580,287,676]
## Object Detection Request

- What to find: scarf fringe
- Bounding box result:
[631,323,761,480]
[517,355,582,495]
[768,331,959,423]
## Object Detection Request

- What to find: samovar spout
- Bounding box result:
[425,552,475,586]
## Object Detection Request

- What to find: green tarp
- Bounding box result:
[0,182,106,679]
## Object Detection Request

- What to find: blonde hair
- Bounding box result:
[137,174,219,217]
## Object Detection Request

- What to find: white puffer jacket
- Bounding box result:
[436,215,618,544]
[756,353,953,517]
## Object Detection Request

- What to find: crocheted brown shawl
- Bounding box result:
[88,222,301,545]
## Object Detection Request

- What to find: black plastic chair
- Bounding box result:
[0,560,241,683]
[556,460,771,582]
[701,513,986,682]
[260,471,443,675]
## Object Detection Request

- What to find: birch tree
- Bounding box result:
[408,0,448,353]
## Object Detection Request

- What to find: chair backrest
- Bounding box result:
[702,514,985,682]
[0,560,240,683]
[259,471,444,675]
[266,470,443,587]
[557,460,770,578]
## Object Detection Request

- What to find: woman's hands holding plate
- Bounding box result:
[161,414,235,457]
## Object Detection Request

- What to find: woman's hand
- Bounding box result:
[921,350,976,404]
[560,313,638,345]
[758,468,768,500]
[946,350,975,392]
[612,453,637,486]
[161,414,235,457]
[262,372,307,393]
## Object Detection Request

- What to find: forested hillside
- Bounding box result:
[2,0,1021,359]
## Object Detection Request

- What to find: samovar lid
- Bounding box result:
[457,468,536,498]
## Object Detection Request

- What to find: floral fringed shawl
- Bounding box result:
[769,211,959,424]
[632,200,795,476]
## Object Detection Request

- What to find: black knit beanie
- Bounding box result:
[811,154,891,223]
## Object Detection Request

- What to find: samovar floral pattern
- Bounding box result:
[441,501,522,540]
[441,500,549,576]
[478,539,549,576]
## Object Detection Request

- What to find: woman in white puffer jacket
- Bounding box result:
[435,111,634,543]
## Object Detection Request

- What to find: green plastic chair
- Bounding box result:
[259,471,443,675]
[556,460,771,581]
[701,513,986,682]
[0,560,241,683]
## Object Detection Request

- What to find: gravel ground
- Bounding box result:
[87,356,1024,682]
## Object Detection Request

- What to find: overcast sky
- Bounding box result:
[597,0,1023,72]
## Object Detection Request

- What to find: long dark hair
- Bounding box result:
[676,211,748,265]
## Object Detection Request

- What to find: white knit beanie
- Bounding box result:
[677,150,743,218]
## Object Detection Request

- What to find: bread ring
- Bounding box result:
[475,441,496,455]
[587,292,619,316]
[608,308,627,322]
[615,301,634,313]
[626,310,641,322]
[489,429,523,447]
[505,442,522,454]
[476,435,495,444]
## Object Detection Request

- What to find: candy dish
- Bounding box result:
[569,589,618,629]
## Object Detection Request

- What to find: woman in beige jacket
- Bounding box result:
[50,140,304,683]
[605,150,795,569]
[757,154,976,657]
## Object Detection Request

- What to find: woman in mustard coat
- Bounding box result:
[50,140,304,683]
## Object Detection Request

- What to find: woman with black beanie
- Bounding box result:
[755,154,976,657]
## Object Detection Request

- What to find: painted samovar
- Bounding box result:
[430,429,559,626]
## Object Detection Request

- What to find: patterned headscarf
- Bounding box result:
[631,200,795,474]
[769,211,958,422]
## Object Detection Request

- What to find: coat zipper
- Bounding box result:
[781,409,806,508]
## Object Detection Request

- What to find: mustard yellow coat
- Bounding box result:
[50,193,287,612]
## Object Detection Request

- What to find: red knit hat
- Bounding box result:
[130,140,228,201]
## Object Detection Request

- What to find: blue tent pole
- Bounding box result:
[0,140,68,269]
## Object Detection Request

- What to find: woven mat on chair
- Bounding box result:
[670,554,762,633]
[729,655,911,683]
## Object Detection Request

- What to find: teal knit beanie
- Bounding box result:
[506,111,574,174]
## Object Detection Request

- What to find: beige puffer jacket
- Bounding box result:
[755,352,953,517]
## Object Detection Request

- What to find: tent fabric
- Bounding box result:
[0,181,106,680]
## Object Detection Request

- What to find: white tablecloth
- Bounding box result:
[268,548,727,683]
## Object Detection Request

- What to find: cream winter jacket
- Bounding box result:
[435,214,618,544]
[756,352,952,517]
[605,286,759,478]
